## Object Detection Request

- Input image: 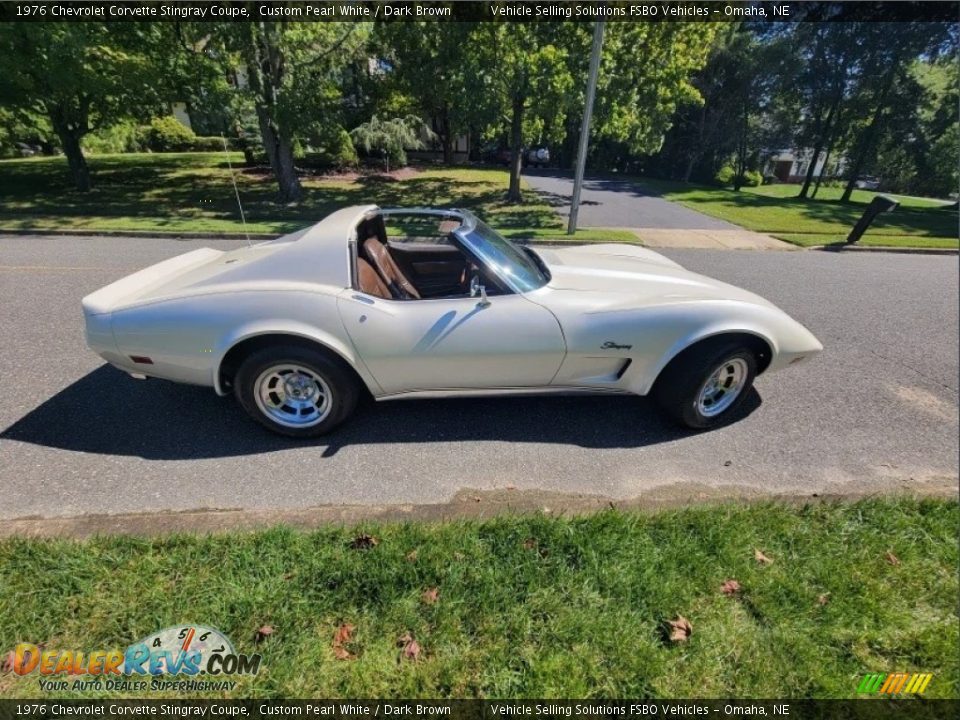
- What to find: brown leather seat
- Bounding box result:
[362,236,421,300]
[357,257,390,299]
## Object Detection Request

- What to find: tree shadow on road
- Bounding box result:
[1,365,760,460]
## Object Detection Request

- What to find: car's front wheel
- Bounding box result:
[235,345,358,437]
[654,341,758,429]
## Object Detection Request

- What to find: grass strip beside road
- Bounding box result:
[0,154,635,244]
[1,498,956,698]
[638,178,958,249]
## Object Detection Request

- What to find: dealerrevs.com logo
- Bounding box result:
[10,624,261,693]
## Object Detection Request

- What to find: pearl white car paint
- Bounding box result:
[82,206,822,405]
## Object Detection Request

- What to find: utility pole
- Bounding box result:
[567,20,605,235]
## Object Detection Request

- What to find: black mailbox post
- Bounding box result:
[846,195,899,245]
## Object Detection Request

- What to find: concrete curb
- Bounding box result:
[817,244,959,256]
[3,228,956,255]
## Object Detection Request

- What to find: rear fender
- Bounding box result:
[213,321,381,396]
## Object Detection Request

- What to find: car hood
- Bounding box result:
[535,244,776,309]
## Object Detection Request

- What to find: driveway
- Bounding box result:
[524,169,737,229]
[0,236,957,528]
[524,170,793,249]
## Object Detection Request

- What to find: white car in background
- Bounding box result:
[83,206,822,437]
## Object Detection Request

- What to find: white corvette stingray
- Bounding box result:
[83,206,822,437]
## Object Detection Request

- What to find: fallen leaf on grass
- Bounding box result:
[720,579,741,596]
[668,616,693,643]
[350,534,379,550]
[754,549,773,565]
[333,623,355,646]
[422,588,439,605]
[405,550,419,562]
[397,632,421,661]
[817,594,830,606]
[254,626,274,643]
[332,623,355,661]
[885,551,901,566]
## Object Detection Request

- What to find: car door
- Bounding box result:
[337,290,566,395]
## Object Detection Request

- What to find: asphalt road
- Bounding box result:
[524,169,739,229]
[1,235,957,523]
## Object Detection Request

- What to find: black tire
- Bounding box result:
[653,340,757,429]
[234,345,359,438]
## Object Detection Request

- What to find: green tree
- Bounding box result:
[473,22,579,201]
[213,20,370,202]
[839,22,953,202]
[375,22,475,165]
[350,114,435,171]
[0,23,169,190]
[911,55,959,197]
[592,22,719,159]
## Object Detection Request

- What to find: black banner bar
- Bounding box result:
[0,1,957,23]
[1,700,960,720]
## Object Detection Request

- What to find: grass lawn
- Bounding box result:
[637,178,958,249]
[1,498,956,699]
[0,153,634,244]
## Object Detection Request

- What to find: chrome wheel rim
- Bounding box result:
[696,357,748,417]
[253,364,332,428]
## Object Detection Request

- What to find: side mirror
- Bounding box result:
[470,274,491,307]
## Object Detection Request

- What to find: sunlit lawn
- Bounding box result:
[636,177,958,249]
[1,499,956,698]
[0,153,633,243]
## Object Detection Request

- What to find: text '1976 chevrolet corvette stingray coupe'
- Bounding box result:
[83,206,822,437]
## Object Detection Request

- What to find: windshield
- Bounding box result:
[457,220,549,293]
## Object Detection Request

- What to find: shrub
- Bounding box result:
[189,136,228,152]
[83,121,143,154]
[312,127,357,169]
[141,116,196,152]
[350,115,435,170]
[742,169,763,187]
[714,165,736,186]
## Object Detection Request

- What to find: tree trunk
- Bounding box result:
[507,97,524,203]
[246,25,302,204]
[841,63,897,203]
[255,107,301,203]
[812,108,842,199]
[49,104,91,192]
[733,103,747,192]
[58,127,91,192]
[440,105,454,165]
[800,92,842,199]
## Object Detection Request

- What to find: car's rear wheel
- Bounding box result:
[235,345,358,437]
[654,341,757,429]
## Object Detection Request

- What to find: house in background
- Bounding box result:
[407,120,470,163]
[171,102,193,131]
[764,148,847,183]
